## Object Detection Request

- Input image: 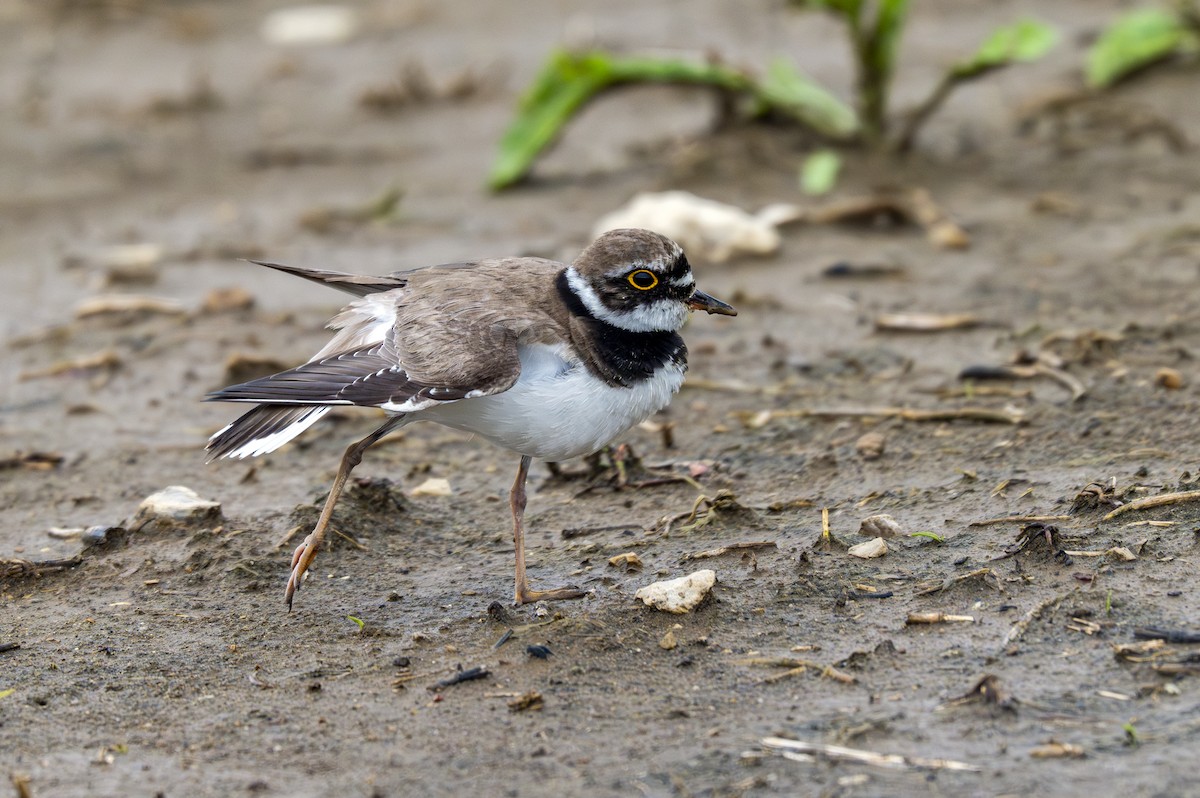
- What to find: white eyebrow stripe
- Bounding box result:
[565,266,689,332]
[670,274,695,288]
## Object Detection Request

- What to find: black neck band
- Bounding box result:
[555,270,687,387]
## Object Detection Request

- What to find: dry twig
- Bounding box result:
[1103,490,1200,521]
[761,737,981,772]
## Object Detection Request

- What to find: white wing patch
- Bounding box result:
[313,292,399,361]
[214,406,331,459]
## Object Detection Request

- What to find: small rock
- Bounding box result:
[634,569,716,614]
[848,537,888,559]
[261,4,359,45]
[409,477,451,497]
[859,514,902,539]
[607,552,643,572]
[658,630,678,650]
[137,486,221,522]
[1155,367,1184,390]
[855,431,886,460]
[202,287,256,314]
[594,191,795,263]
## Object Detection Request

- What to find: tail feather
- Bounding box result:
[248,260,407,297]
[206,405,330,461]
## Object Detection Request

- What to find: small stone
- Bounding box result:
[202,287,256,314]
[855,431,886,460]
[607,552,643,572]
[658,630,678,650]
[634,570,716,614]
[858,514,902,539]
[137,486,221,522]
[409,477,451,497]
[261,5,359,46]
[848,537,888,559]
[1155,367,1184,390]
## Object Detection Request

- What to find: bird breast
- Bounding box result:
[418,342,685,461]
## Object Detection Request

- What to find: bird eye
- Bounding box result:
[627,269,659,290]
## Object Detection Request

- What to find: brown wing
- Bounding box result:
[207,256,565,411]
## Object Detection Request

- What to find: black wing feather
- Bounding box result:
[205,404,324,461]
[205,342,469,409]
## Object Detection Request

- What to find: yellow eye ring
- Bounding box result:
[627,269,659,290]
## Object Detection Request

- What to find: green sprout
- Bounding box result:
[910,531,946,543]
[1123,722,1140,746]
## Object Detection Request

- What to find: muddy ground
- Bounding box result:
[3,1,1200,796]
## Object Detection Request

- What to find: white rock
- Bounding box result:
[858,514,902,539]
[137,486,221,522]
[634,569,716,613]
[261,5,359,45]
[409,477,452,497]
[594,191,800,262]
[848,537,889,559]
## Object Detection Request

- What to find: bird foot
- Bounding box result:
[514,584,586,605]
[285,534,321,609]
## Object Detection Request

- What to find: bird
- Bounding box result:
[205,228,736,609]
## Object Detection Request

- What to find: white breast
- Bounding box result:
[419,342,685,461]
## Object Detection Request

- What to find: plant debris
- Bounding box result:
[906,612,975,625]
[0,451,65,471]
[429,666,490,690]
[1,556,82,581]
[682,541,776,560]
[507,691,544,712]
[1104,490,1200,520]
[740,405,1025,427]
[875,312,983,332]
[761,736,981,772]
[19,350,123,382]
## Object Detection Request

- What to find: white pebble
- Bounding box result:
[137,486,221,521]
[848,537,888,559]
[634,569,716,614]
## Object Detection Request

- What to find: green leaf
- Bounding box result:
[954,19,1058,79]
[756,59,860,138]
[909,531,945,543]
[347,615,365,630]
[800,149,842,195]
[1087,8,1190,88]
[488,50,752,190]
[875,0,912,72]
[0,688,14,700]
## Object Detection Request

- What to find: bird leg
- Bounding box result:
[511,454,585,604]
[285,418,401,609]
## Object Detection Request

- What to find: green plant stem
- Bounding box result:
[891,65,1000,153]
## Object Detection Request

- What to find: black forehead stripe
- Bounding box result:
[666,253,691,280]
[556,270,595,320]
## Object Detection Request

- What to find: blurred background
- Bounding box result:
[4,2,1200,796]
